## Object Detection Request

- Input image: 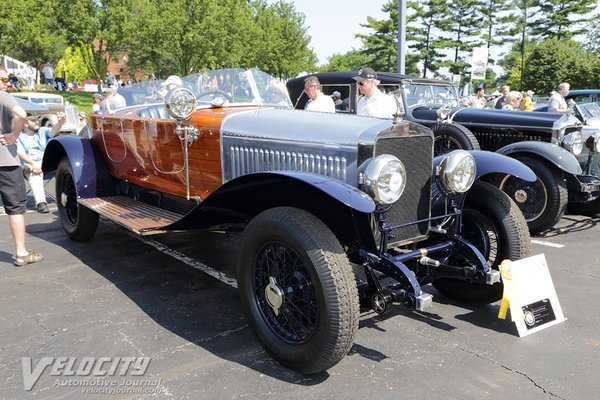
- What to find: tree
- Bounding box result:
[584,21,600,57]
[55,0,135,90]
[522,38,600,95]
[436,0,483,77]
[530,0,597,40]
[478,0,520,66]
[407,0,451,78]
[4,0,66,83]
[55,47,92,84]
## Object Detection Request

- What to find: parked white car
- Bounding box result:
[11,92,84,134]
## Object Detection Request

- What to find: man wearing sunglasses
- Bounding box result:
[303,76,335,113]
[353,67,397,119]
[0,66,43,267]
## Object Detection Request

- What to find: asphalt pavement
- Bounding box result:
[0,187,599,400]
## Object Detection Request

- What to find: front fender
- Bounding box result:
[433,150,536,182]
[496,141,582,175]
[41,136,114,198]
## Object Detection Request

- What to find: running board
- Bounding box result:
[78,196,184,235]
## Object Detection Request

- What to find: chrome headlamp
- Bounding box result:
[586,131,600,153]
[437,150,476,194]
[561,131,584,156]
[165,88,197,120]
[362,155,407,205]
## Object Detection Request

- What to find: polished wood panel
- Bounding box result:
[89,107,256,200]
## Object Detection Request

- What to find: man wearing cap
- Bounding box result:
[303,76,335,113]
[353,68,397,119]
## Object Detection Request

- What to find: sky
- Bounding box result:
[281,0,389,65]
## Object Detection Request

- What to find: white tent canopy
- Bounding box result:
[0,55,39,89]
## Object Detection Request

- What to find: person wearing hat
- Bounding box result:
[353,67,397,119]
[521,90,534,112]
[92,93,104,113]
[101,87,127,112]
[303,76,335,113]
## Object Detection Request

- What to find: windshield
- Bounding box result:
[403,83,459,108]
[117,68,292,110]
[577,102,600,120]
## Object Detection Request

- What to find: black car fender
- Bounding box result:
[496,141,583,175]
[41,135,115,198]
[431,150,536,212]
[170,171,378,252]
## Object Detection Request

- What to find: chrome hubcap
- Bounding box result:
[514,189,528,204]
[61,192,68,207]
[265,276,284,316]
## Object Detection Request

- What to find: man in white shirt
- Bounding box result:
[303,76,335,113]
[353,67,397,119]
[548,82,571,113]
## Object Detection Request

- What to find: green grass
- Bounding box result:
[60,91,95,114]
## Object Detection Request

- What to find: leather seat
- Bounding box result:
[137,105,173,120]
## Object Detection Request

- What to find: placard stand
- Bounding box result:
[497,254,565,337]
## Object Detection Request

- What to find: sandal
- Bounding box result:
[14,250,44,267]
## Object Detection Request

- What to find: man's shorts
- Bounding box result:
[0,166,27,215]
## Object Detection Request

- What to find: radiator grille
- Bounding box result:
[64,105,79,126]
[374,135,433,245]
[475,131,544,151]
[229,146,347,181]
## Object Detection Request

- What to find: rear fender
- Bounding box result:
[168,171,378,252]
[41,136,114,198]
[496,141,582,175]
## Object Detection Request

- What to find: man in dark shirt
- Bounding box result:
[0,67,43,266]
[494,85,510,109]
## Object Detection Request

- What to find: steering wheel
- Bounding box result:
[197,89,233,103]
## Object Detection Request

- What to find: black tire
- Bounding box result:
[237,207,359,374]
[56,157,99,241]
[492,156,568,234]
[431,122,480,156]
[433,181,531,304]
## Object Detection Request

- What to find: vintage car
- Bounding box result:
[11,92,84,134]
[42,68,534,374]
[288,72,600,233]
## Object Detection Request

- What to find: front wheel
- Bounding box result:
[493,156,568,234]
[237,207,359,374]
[433,181,531,304]
[431,122,480,156]
[56,157,99,241]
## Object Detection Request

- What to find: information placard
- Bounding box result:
[497,254,565,337]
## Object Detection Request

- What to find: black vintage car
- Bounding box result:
[288,72,600,233]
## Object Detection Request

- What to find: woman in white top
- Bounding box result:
[502,91,523,111]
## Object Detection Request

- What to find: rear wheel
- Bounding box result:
[493,156,567,234]
[431,122,480,156]
[56,157,99,241]
[237,207,359,374]
[433,181,531,304]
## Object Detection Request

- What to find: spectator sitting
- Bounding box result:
[16,115,65,213]
[157,75,183,100]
